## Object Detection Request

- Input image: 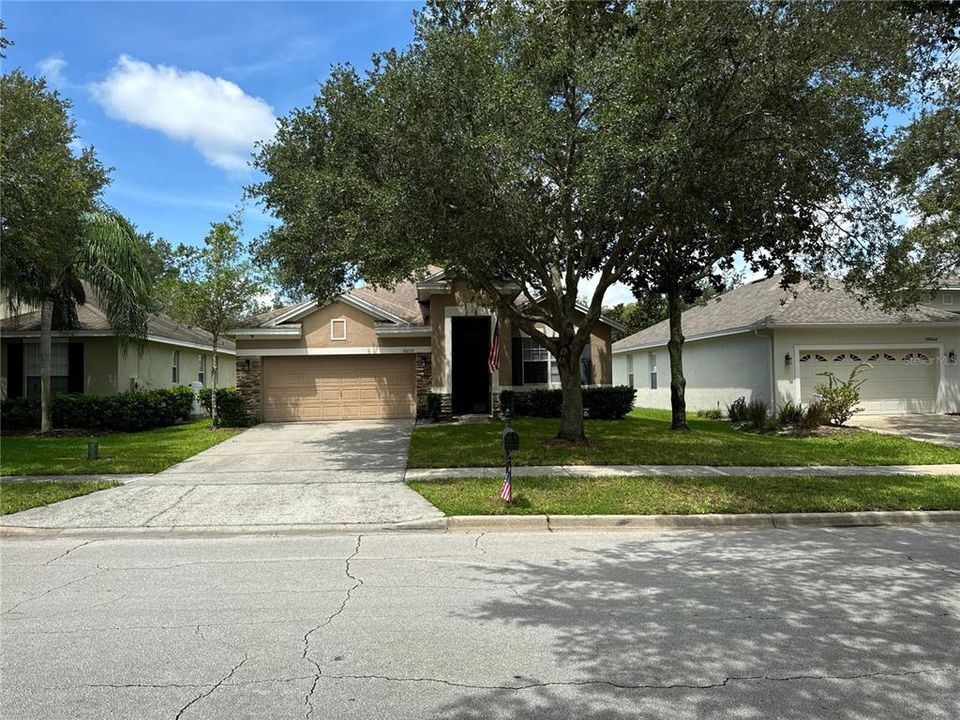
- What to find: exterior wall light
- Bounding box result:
[784,352,793,366]
[948,350,958,365]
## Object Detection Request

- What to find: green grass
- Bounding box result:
[0,481,122,515]
[409,474,960,516]
[408,408,960,468]
[0,420,242,476]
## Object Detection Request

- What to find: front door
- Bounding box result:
[451,316,491,414]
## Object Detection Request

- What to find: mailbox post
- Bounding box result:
[500,409,520,503]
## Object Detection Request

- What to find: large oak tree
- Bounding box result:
[249,1,944,440]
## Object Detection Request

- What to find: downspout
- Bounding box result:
[753,329,776,415]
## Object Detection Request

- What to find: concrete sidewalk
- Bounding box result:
[0,474,149,484]
[405,463,960,480]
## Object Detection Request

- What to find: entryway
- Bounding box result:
[451,316,491,415]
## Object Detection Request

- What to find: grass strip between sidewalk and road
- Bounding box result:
[0,419,242,476]
[0,481,122,515]
[408,474,960,516]
[407,409,960,468]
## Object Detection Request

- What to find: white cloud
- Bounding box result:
[38,55,67,87]
[90,55,276,172]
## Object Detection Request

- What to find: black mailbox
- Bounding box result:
[502,427,520,453]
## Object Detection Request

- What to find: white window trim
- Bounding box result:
[330,318,347,341]
[944,292,954,306]
[172,349,180,384]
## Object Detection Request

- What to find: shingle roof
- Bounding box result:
[613,275,960,352]
[0,300,235,351]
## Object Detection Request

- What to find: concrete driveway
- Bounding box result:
[856,414,960,448]
[0,420,442,533]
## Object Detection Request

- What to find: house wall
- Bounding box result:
[117,340,236,392]
[613,333,773,411]
[771,325,960,413]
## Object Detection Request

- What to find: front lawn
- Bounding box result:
[408,409,960,468]
[409,474,960,515]
[0,481,121,515]
[0,420,241,476]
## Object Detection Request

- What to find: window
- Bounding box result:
[649,352,658,390]
[626,354,635,388]
[330,318,347,341]
[799,354,811,363]
[25,343,69,397]
[198,354,206,385]
[944,292,954,306]
[521,337,550,384]
[172,350,179,384]
[832,353,846,362]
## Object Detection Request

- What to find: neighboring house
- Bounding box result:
[612,275,960,416]
[227,269,622,422]
[0,296,235,400]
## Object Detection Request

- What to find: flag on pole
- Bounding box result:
[488,320,501,373]
[499,464,512,503]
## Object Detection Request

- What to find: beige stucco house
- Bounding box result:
[227,269,621,422]
[612,276,960,416]
[0,299,235,401]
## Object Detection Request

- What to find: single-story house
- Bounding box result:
[0,294,235,400]
[227,269,622,422]
[612,275,960,416]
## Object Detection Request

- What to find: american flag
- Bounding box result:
[488,320,501,373]
[499,465,512,503]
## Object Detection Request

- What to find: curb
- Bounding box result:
[447,510,960,533]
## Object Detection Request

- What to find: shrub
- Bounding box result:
[697,408,723,420]
[746,398,770,429]
[815,364,869,426]
[0,397,41,431]
[421,392,443,421]
[797,400,828,431]
[198,387,252,427]
[583,386,636,419]
[778,401,805,425]
[727,396,748,423]
[499,386,635,420]
[0,386,195,433]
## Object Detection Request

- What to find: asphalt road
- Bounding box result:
[2,526,958,719]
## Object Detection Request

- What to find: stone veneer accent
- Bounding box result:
[415,353,433,416]
[236,356,262,423]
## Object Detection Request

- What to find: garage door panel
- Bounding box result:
[799,349,937,415]
[262,355,416,421]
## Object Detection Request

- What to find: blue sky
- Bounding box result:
[2,1,420,249]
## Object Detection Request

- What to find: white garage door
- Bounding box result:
[799,349,938,414]
[262,355,416,421]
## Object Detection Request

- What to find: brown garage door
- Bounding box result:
[262,355,416,421]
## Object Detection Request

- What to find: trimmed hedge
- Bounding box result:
[0,386,195,432]
[198,386,253,428]
[500,386,636,420]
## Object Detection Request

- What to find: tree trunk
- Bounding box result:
[211,337,219,430]
[556,346,585,441]
[666,288,689,431]
[39,297,54,434]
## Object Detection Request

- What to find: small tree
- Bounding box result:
[166,215,264,428]
[815,365,870,427]
[1,71,149,432]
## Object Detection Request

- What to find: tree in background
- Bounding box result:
[165,215,264,428]
[617,2,952,431]
[1,71,150,432]
[605,280,736,343]
[844,3,959,310]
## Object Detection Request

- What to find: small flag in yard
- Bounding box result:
[499,466,512,503]
[488,320,501,373]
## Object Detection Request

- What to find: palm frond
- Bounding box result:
[79,210,151,346]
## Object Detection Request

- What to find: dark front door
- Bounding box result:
[451,316,491,415]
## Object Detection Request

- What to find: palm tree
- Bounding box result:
[9,210,151,433]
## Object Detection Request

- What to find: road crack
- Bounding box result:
[174,654,248,719]
[301,535,364,719]
[44,539,96,565]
